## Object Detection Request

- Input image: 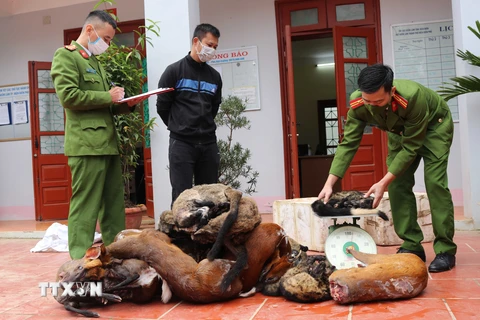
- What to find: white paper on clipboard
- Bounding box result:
[118,87,174,103]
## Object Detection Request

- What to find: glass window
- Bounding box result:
[336,4,366,22]
[39,93,64,132]
[114,31,136,47]
[38,70,54,89]
[291,8,319,27]
[40,135,65,154]
[343,36,368,58]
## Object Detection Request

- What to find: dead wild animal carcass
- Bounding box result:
[55,243,169,318]
[329,247,428,304]
[157,183,262,260]
[262,238,335,303]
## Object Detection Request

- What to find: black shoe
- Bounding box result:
[396,248,426,262]
[428,253,456,273]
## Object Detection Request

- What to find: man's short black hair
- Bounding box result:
[357,64,394,93]
[84,10,117,30]
[192,23,220,41]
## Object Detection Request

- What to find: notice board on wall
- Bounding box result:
[391,20,458,121]
[0,83,30,141]
[208,46,261,111]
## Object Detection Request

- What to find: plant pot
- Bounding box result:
[96,204,147,233]
[125,204,147,229]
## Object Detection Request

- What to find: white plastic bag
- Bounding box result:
[30,222,102,253]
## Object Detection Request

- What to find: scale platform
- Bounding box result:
[319,215,378,269]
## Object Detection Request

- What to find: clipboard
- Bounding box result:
[119,87,174,103]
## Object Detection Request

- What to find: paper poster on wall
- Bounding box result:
[0,103,11,125]
[0,83,30,140]
[13,100,28,124]
[208,46,261,111]
[391,20,458,121]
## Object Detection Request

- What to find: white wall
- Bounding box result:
[199,0,286,211]
[379,0,463,205]
[451,0,480,227]
[0,0,144,220]
[0,0,468,220]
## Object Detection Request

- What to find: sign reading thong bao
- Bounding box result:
[208,46,261,111]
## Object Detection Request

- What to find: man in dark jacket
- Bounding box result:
[156,23,222,205]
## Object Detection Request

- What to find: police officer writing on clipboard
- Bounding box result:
[51,10,147,260]
[318,64,456,273]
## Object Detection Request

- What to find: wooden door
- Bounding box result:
[284,25,301,199]
[29,61,70,220]
[333,26,383,191]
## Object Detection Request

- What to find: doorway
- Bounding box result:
[275,0,385,199]
[291,35,341,197]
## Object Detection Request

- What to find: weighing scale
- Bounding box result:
[323,215,378,269]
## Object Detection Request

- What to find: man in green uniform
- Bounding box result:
[51,10,144,259]
[318,64,456,273]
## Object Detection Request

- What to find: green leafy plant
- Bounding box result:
[216,96,259,194]
[439,20,480,101]
[95,0,160,205]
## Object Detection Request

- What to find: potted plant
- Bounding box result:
[216,95,259,194]
[94,0,160,228]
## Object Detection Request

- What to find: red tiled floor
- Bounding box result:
[0,218,479,319]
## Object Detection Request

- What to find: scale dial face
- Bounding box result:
[325,225,377,269]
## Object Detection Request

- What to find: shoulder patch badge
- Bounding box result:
[79,49,89,59]
[349,97,364,109]
[392,93,408,112]
[64,44,76,51]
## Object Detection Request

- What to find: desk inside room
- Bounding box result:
[299,155,341,197]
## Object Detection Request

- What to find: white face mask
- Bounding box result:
[196,40,216,62]
[88,27,109,55]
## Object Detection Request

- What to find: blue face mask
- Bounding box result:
[88,27,109,55]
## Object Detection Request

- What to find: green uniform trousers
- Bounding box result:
[67,155,125,259]
[387,136,457,256]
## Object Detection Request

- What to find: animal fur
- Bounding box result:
[157,183,262,245]
[329,247,428,304]
[106,229,244,303]
[261,237,334,303]
[279,255,334,303]
[261,237,309,296]
[223,223,293,294]
[55,244,169,318]
[157,184,261,291]
[311,191,388,221]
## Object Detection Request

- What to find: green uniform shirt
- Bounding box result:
[330,79,453,178]
[51,41,130,156]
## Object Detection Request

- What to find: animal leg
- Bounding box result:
[346,246,392,265]
[100,293,122,303]
[207,188,242,261]
[104,274,140,292]
[220,240,248,293]
[64,303,99,318]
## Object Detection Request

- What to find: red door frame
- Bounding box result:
[275,0,385,198]
[29,61,71,220]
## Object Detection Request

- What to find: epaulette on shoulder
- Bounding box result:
[349,97,364,109]
[64,44,77,51]
[392,93,408,109]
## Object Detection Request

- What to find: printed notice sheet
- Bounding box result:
[392,20,458,121]
[208,46,261,111]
